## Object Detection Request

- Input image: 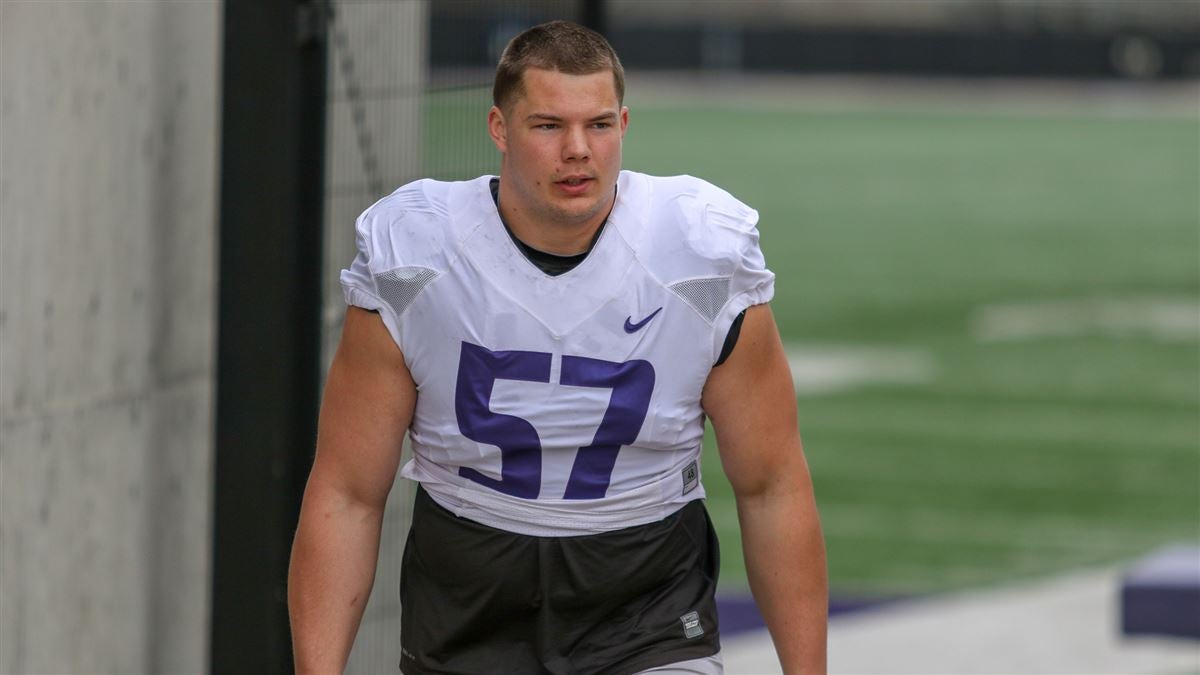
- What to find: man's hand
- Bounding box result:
[702,303,828,674]
[289,306,417,674]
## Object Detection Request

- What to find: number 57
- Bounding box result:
[454,342,656,500]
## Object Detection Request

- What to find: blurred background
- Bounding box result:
[1,1,1197,673]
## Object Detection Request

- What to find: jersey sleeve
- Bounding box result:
[339,208,408,353]
[337,179,458,356]
[704,198,775,360]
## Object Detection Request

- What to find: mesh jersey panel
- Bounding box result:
[375,266,439,317]
[667,277,732,325]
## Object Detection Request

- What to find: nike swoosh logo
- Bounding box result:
[624,307,663,333]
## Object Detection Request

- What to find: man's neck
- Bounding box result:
[496,180,615,256]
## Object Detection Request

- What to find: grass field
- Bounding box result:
[424,82,1200,597]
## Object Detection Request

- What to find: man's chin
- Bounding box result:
[548,197,604,225]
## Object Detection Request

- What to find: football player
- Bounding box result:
[289,20,827,675]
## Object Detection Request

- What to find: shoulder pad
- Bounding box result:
[614,172,774,335]
[353,178,476,274]
[619,172,761,282]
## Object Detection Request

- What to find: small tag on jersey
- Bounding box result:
[680,611,704,639]
[682,461,699,495]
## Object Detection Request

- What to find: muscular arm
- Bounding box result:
[701,304,828,674]
[289,306,417,674]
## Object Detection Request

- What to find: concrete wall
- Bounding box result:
[0,2,221,673]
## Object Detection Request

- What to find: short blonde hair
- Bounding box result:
[492,20,624,111]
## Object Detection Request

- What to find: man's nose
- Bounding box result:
[562,126,591,161]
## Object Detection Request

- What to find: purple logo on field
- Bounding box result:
[624,307,663,333]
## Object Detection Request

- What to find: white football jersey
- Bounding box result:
[340,170,774,536]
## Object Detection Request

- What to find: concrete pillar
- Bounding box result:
[0,2,220,673]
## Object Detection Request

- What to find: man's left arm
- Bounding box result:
[702,303,828,674]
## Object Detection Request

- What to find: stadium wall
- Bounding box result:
[431,4,1200,79]
[0,3,220,673]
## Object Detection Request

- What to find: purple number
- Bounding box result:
[454,342,655,500]
[560,356,655,499]
[455,342,551,498]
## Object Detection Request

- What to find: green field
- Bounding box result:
[426,86,1200,596]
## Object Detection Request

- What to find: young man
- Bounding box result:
[289,20,827,675]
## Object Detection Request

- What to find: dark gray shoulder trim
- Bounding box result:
[668,277,732,324]
[374,266,440,318]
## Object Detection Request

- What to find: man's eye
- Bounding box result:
[536,123,558,130]
[592,122,611,129]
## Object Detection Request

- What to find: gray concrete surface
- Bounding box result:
[722,566,1200,674]
[0,2,221,673]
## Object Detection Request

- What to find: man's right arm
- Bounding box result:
[289,306,417,674]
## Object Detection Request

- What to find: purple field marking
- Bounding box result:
[1121,545,1200,640]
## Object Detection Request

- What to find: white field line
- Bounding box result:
[784,345,937,395]
[971,296,1200,343]
[722,565,1200,675]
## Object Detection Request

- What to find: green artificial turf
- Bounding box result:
[624,105,1199,594]
[424,88,1200,595]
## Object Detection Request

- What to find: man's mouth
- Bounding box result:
[554,175,594,195]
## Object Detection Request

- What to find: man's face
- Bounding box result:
[489,67,628,229]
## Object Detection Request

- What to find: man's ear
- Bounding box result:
[488,106,507,153]
[619,106,629,138]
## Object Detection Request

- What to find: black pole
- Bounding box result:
[582,0,607,36]
[212,1,328,672]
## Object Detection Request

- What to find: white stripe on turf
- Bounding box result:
[971,296,1199,343]
[784,345,937,395]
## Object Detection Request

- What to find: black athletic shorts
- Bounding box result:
[399,485,721,675]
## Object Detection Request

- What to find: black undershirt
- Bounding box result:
[490,178,604,277]
[490,178,745,366]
